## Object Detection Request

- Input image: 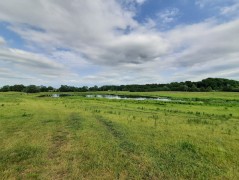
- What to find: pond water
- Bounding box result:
[52,94,60,98]
[39,93,184,102]
[38,94,72,98]
[85,94,177,102]
[53,94,73,97]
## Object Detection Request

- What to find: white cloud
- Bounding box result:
[122,0,146,5]
[195,0,225,8]
[0,1,171,66]
[157,8,180,24]
[220,3,239,17]
[0,47,80,85]
[162,19,239,81]
[119,0,147,11]
[0,48,63,70]
[0,0,238,86]
[195,0,208,8]
[0,36,6,45]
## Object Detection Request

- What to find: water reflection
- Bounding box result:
[38,94,72,98]
[52,94,60,98]
[86,94,175,102]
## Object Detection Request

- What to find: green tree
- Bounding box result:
[206,86,213,92]
[24,85,40,93]
[191,84,199,92]
[0,85,10,92]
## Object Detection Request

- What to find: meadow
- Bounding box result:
[0,91,238,179]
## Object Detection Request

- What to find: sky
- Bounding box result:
[0,0,239,87]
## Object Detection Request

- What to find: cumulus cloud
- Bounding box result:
[175,19,239,64]
[0,47,79,86]
[159,19,239,82]
[0,0,136,43]
[0,0,238,86]
[0,0,170,66]
[0,48,63,71]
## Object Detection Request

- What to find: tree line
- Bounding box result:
[1,78,239,93]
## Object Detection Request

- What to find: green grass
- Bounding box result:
[0,91,238,179]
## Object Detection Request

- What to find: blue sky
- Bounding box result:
[0,0,239,87]
[137,0,208,24]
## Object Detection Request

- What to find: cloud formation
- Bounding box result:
[0,0,238,86]
[157,8,180,24]
[0,36,6,45]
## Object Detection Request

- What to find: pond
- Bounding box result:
[85,94,180,102]
[52,94,73,97]
[39,93,185,102]
[52,94,60,98]
[38,94,72,98]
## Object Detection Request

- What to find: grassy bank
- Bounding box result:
[0,92,238,179]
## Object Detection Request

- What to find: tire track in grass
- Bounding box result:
[95,114,157,179]
[48,131,69,179]
[48,130,69,159]
[96,115,137,154]
[48,112,82,159]
[62,111,95,179]
[86,101,237,120]
[95,114,223,179]
[47,111,71,179]
[48,111,87,179]
[66,112,83,131]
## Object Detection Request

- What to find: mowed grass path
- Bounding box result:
[0,92,238,179]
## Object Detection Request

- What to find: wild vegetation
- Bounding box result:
[0,91,238,179]
[1,78,239,93]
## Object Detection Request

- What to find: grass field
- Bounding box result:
[0,91,238,179]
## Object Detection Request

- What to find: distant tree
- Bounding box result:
[162,86,170,91]
[0,85,10,92]
[47,86,54,91]
[206,86,213,92]
[200,87,206,92]
[10,84,25,92]
[179,85,189,91]
[1,77,238,93]
[185,81,193,88]
[59,85,69,92]
[39,86,48,92]
[24,85,40,93]
[89,85,98,91]
[81,86,88,92]
[190,84,199,92]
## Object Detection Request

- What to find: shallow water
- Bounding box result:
[52,94,60,98]
[85,94,177,102]
[38,94,72,98]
